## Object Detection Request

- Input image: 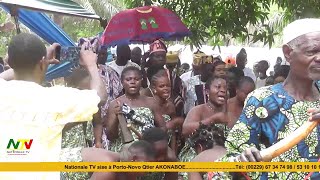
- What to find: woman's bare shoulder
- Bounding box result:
[192,147,227,162]
[144,96,156,104]
[81,148,120,162]
[110,96,124,106]
[140,88,152,97]
[190,104,206,113]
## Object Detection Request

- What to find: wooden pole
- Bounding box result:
[9,5,20,34]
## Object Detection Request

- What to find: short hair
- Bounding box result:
[274,65,290,79]
[258,60,270,69]
[8,33,46,72]
[205,76,227,90]
[228,66,244,77]
[117,44,131,55]
[188,122,226,149]
[265,76,275,86]
[237,76,255,89]
[146,66,164,82]
[64,68,89,88]
[240,48,246,54]
[129,140,156,158]
[142,127,168,143]
[276,57,283,64]
[236,48,247,61]
[181,63,190,70]
[120,66,142,81]
[212,60,226,72]
[131,47,142,53]
[150,69,168,87]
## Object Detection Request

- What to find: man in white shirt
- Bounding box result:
[180,53,201,84]
[255,60,269,88]
[0,33,107,179]
[106,44,139,76]
[236,48,256,81]
[180,66,199,85]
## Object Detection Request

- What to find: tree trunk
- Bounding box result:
[144,0,152,6]
[53,14,63,28]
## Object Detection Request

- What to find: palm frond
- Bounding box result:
[74,0,124,20]
[268,11,292,33]
[74,0,97,14]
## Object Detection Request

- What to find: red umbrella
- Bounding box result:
[100,6,191,47]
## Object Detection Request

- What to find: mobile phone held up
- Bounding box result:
[55,46,81,66]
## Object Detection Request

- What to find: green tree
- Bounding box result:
[57,0,126,41]
[0,9,31,57]
[0,10,13,56]
[124,0,320,48]
[0,0,126,56]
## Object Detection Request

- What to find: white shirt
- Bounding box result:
[0,79,100,179]
[256,77,267,89]
[243,67,256,81]
[180,71,193,84]
[106,60,139,76]
[184,75,204,114]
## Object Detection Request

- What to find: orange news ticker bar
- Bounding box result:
[0,162,319,172]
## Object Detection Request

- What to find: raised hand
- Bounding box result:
[79,42,97,68]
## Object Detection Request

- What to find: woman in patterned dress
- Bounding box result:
[105,66,166,152]
[178,76,229,179]
[149,69,184,154]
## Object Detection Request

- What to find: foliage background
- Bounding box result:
[0,0,320,57]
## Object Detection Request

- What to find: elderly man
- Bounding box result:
[212,19,320,179]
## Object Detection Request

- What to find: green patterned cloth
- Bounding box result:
[163,114,174,145]
[109,107,155,152]
[212,84,320,180]
[178,124,229,180]
[60,122,93,180]
[61,122,94,148]
[60,147,87,180]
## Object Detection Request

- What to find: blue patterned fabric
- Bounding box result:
[214,83,320,180]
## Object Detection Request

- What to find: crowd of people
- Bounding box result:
[1,18,320,180]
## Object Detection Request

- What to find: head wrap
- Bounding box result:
[193,51,214,66]
[166,51,179,64]
[149,39,167,55]
[224,55,236,65]
[283,18,320,44]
